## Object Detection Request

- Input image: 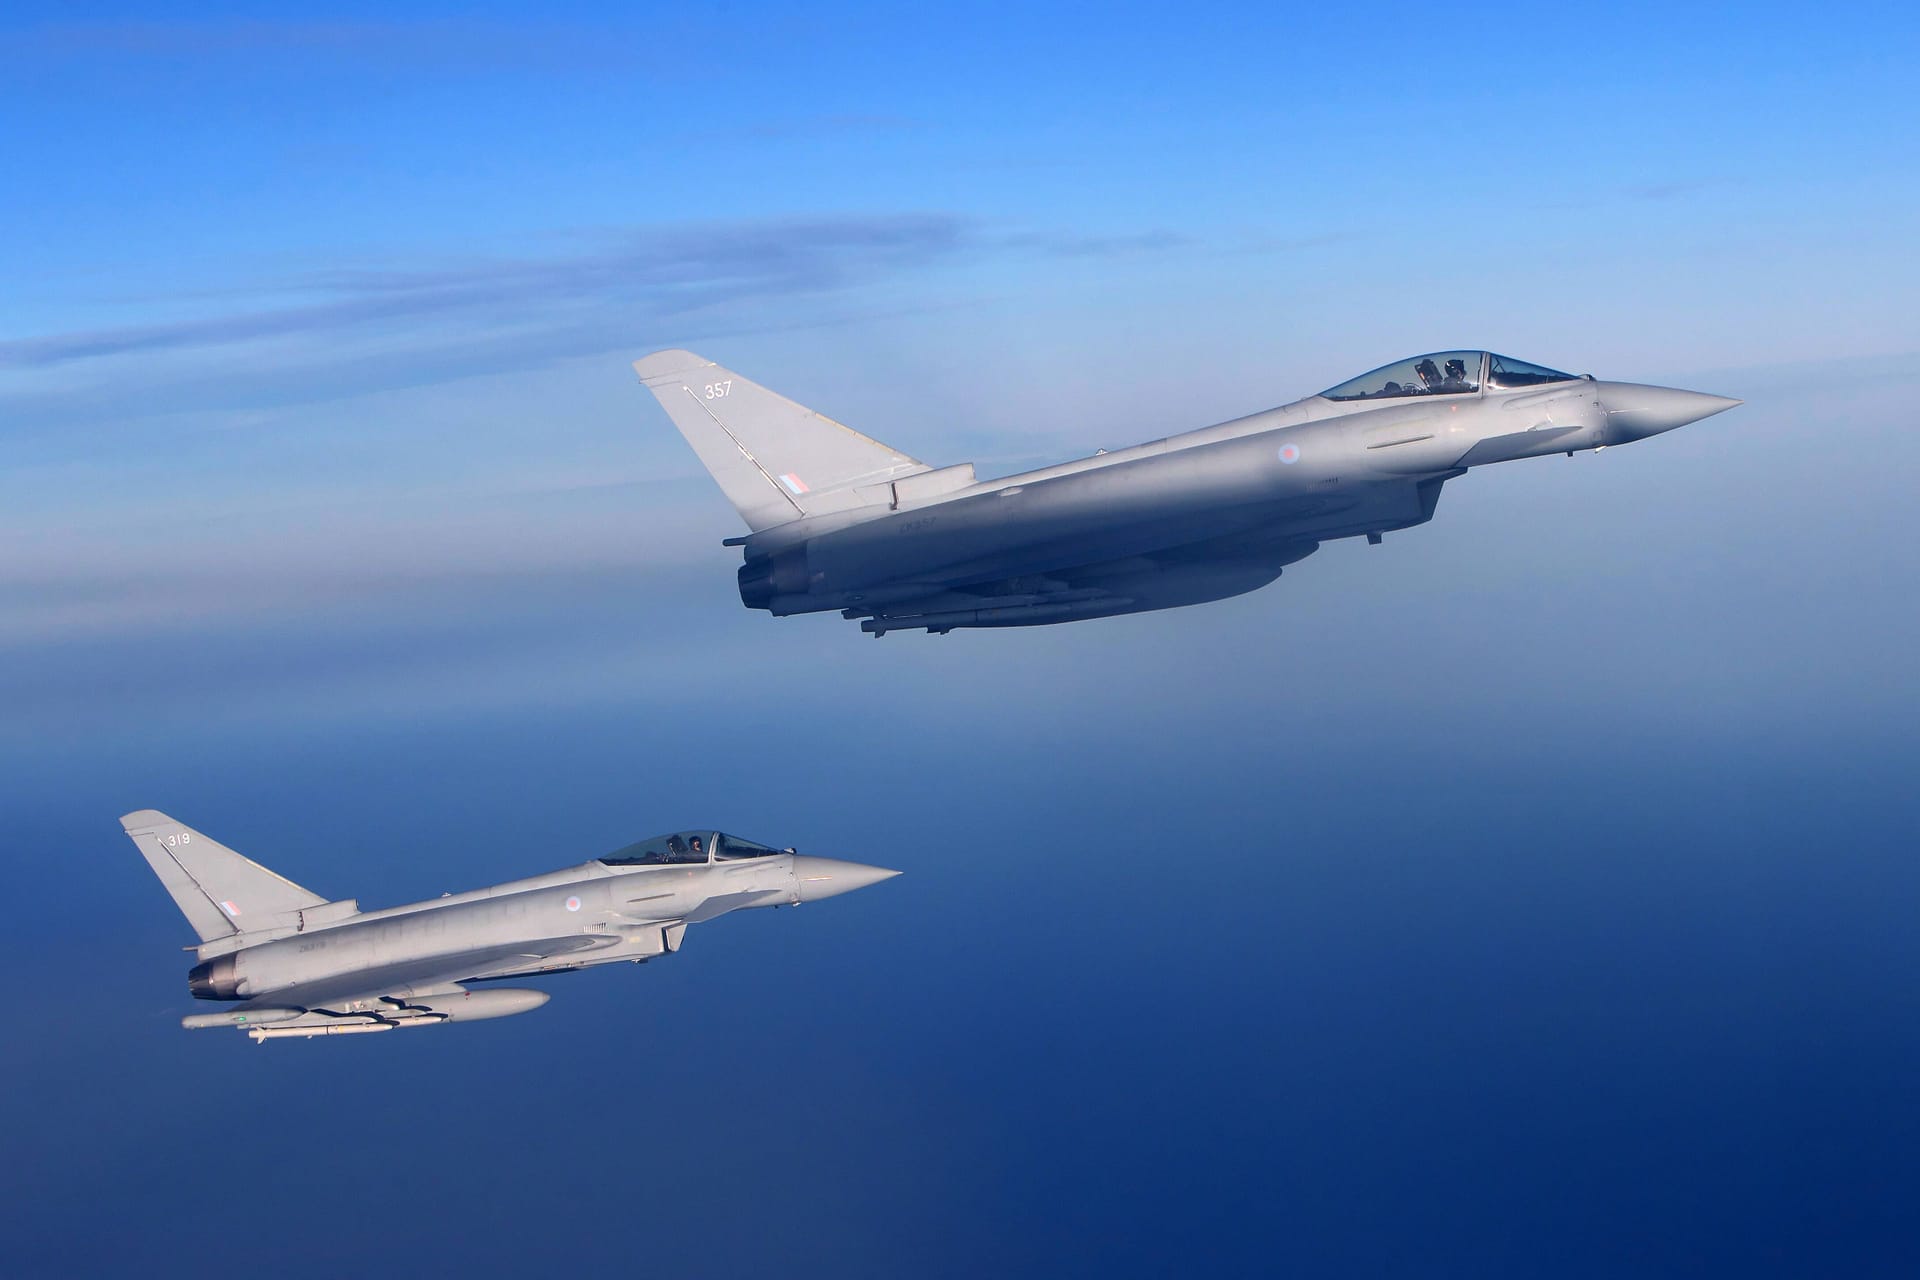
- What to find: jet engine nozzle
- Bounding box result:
[188,955,241,1001]
[1599,384,1742,442]
[738,547,811,609]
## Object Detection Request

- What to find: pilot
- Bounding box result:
[688,835,706,861]
[1444,357,1468,385]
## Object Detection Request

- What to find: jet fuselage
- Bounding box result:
[122,809,897,1041]
[635,348,1739,634]
[188,854,829,1002]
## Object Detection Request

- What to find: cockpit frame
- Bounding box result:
[1318,351,1581,404]
[598,830,787,868]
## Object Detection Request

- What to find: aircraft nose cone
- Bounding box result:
[792,856,901,902]
[1603,385,1742,441]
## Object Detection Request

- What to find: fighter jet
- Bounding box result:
[634,348,1739,635]
[121,809,898,1042]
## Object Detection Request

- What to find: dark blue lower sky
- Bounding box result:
[5,711,1917,1275]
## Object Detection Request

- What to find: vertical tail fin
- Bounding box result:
[120,810,327,942]
[634,349,930,530]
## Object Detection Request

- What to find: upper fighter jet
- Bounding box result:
[122,810,897,1042]
[635,348,1738,635]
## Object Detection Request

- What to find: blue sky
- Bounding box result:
[3,4,1919,1276]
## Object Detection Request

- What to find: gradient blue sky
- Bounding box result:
[4,4,1918,1277]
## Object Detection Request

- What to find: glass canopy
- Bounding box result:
[599,831,784,866]
[1320,352,1579,402]
[1321,351,1481,401]
[714,833,781,861]
[1486,353,1577,389]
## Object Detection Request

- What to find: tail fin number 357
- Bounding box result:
[704,381,733,399]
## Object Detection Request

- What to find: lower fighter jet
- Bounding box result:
[634,348,1739,635]
[122,810,897,1042]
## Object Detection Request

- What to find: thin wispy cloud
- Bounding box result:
[0,214,1195,427]
[1,215,975,372]
[1001,229,1193,258]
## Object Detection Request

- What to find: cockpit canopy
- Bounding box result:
[599,830,784,866]
[1319,351,1578,402]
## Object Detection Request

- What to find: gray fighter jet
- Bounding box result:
[121,810,898,1042]
[635,348,1738,635]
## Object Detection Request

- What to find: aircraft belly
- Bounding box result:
[1081,558,1294,612]
[1276,477,1446,542]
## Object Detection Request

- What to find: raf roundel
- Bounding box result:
[1277,442,1301,465]
[564,895,582,913]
